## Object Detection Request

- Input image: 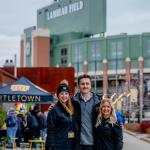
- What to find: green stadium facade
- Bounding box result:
[20,0,150,119]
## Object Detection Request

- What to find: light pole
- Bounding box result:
[125,57,131,123]
[94,57,97,92]
[138,57,144,122]
[76,48,80,88]
[14,54,17,77]
[115,42,118,94]
[138,69,144,122]
[94,45,97,92]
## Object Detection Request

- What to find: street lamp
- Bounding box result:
[137,69,144,122]
[115,42,118,94]
[137,56,144,123]
[94,53,97,92]
[14,54,17,77]
[127,89,131,123]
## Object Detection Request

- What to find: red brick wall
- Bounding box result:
[0,69,16,84]
[17,67,74,111]
[17,67,74,95]
[33,37,50,67]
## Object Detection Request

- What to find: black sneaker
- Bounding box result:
[6,143,13,149]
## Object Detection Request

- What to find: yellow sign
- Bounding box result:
[10,85,30,92]
[68,132,75,139]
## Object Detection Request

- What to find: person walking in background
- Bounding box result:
[27,105,40,140]
[16,110,26,147]
[93,98,123,150]
[72,74,101,150]
[34,105,47,140]
[45,80,78,150]
[116,111,125,126]
[5,107,18,148]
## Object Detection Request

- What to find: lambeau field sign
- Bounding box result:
[37,0,106,35]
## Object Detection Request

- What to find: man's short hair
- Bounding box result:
[77,74,91,84]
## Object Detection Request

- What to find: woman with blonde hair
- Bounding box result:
[45,80,78,150]
[93,98,123,150]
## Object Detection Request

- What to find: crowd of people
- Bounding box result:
[4,74,123,150]
[45,74,123,150]
[5,104,47,148]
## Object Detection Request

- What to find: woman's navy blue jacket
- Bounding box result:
[93,103,123,150]
[45,102,79,150]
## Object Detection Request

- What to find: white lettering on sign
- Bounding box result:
[0,95,41,102]
[69,1,83,13]
[46,1,83,20]
[47,6,68,20]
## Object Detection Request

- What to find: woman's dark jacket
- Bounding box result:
[45,102,79,150]
[93,103,123,150]
[36,112,47,129]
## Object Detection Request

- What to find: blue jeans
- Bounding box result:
[41,128,47,140]
[7,127,17,138]
[7,127,17,144]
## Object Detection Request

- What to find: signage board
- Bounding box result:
[37,0,106,35]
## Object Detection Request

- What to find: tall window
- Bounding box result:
[108,41,124,70]
[61,48,68,65]
[71,44,84,73]
[88,41,102,71]
[144,39,150,68]
[26,41,32,67]
[146,39,150,54]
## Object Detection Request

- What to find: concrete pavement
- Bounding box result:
[2,129,150,150]
[124,129,150,144]
[123,131,150,150]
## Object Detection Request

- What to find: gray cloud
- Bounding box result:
[0,0,52,66]
[0,35,20,66]
[0,0,150,66]
[0,0,52,35]
[0,0,149,35]
[107,0,150,35]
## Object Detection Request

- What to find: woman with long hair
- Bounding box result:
[93,98,123,150]
[45,80,78,150]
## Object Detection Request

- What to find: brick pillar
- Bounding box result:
[83,61,88,74]
[32,28,50,67]
[125,57,131,122]
[103,59,108,95]
[125,57,131,90]
[138,57,144,70]
[20,34,25,67]
[138,56,144,122]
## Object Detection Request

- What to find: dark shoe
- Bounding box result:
[6,143,13,149]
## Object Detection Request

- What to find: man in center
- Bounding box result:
[72,74,100,150]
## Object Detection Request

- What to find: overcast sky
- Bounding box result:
[0,0,150,66]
